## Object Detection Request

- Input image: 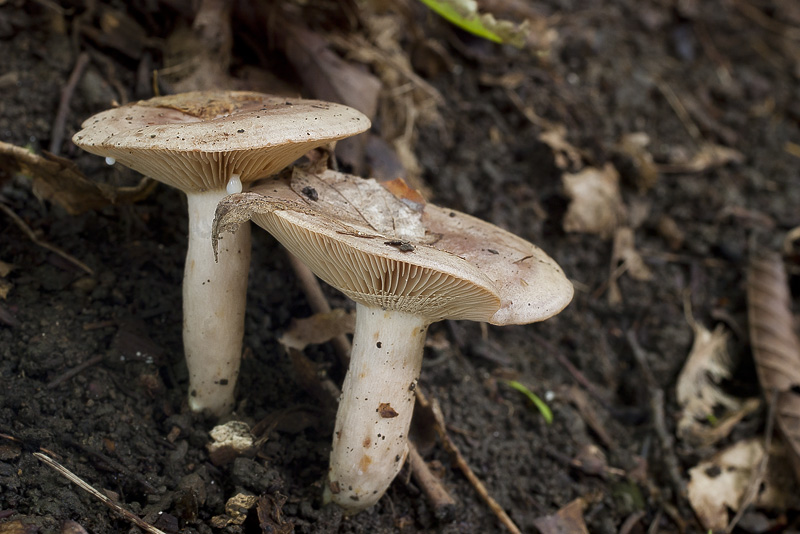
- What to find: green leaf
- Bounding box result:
[417,0,529,48]
[505,380,553,424]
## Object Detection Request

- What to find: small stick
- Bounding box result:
[625,330,686,501]
[286,251,351,365]
[46,354,104,390]
[49,52,90,156]
[407,441,456,522]
[419,390,522,534]
[33,452,167,534]
[0,203,93,275]
[653,76,702,144]
[618,510,646,534]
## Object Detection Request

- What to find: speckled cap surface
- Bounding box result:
[214,167,574,325]
[72,91,370,192]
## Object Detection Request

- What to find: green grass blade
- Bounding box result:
[505,380,553,424]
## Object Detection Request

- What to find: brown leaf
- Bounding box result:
[659,143,745,174]
[0,141,156,215]
[562,164,626,239]
[676,320,748,446]
[747,252,800,481]
[687,438,793,530]
[278,309,355,352]
[256,494,294,534]
[539,126,584,170]
[615,132,659,192]
[607,227,651,305]
[532,498,589,534]
[381,178,427,211]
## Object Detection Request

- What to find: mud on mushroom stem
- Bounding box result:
[324,304,429,512]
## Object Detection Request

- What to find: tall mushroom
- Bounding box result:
[73,91,369,416]
[214,167,574,512]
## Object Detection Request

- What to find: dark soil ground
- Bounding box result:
[1,1,799,533]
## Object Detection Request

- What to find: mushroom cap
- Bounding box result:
[72,91,370,193]
[214,167,573,325]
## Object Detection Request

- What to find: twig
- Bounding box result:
[625,330,686,502]
[33,452,167,534]
[418,390,522,534]
[725,388,778,533]
[407,441,456,522]
[49,52,90,155]
[46,353,104,390]
[0,202,94,275]
[62,438,159,495]
[653,76,701,144]
[619,511,646,534]
[287,252,351,365]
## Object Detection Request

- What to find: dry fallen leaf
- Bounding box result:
[278,309,355,352]
[676,321,747,445]
[563,164,626,239]
[539,125,584,170]
[256,494,293,534]
[0,260,13,278]
[532,498,589,534]
[747,252,800,481]
[0,141,156,215]
[0,260,12,300]
[687,438,793,531]
[607,227,652,305]
[658,142,745,174]
[615,132,659,192]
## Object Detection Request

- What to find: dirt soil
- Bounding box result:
[1,1,799,533]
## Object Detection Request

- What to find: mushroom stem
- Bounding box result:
[326,303,429,512]
[184,189,251,415]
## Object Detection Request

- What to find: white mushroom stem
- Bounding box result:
[326,303,430,512]
[184,189,251,416]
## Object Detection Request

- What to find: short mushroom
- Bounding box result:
[73,91,369,416]
[214,167,574,512]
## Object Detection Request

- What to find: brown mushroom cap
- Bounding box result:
[72,91,370,192]
[214,167,573,325]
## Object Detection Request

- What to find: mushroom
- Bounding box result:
[73,91,369,416]
[213,166,574,512]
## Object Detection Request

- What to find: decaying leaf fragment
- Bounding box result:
[607,227,653,305]
[659,143,745,174]
[278,309,355,352]
[687,438,793,531]
[539,126,584,170]
[614,132,659,192]
[676,320,752,446]
[747,252,800,481]
[532,497,589,534]
[0,260,13,300]
[563,164,626,239]
[0,141,155,215]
